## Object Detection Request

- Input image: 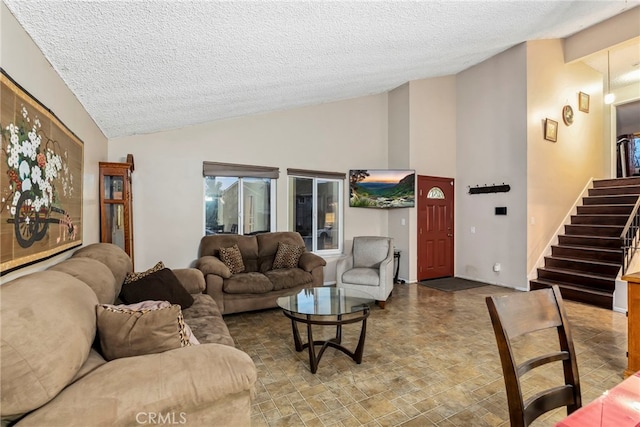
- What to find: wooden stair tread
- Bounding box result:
[572,214,628,218]
[577,206,635,209]
[537,266,615,280]
[544,256,620,268]
[558,234,620,240]
[552,244,621,253]
[583,195,639,203]
[567,224,623,228]
[594,177,640,186]
[531,279,614,296]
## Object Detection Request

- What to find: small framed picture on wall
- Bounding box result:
[544,118,558,142]
[579,92,590,113]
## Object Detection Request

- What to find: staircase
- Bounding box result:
[531,177,640,309]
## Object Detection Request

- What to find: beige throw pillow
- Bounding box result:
[96,301,192,361]
[273,242,305,269]
[219,244,245,274]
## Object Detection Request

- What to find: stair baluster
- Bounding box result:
[621,196,640,274]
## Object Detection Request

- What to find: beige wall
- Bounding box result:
[526,39,605,274]
[0,4,108,283]
[456,43,528,289]
[407,77,457,282]
[387,83,411,281]
[108,95,390,271]
[564,7,640,62]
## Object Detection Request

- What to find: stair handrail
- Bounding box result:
[620,195,640,274]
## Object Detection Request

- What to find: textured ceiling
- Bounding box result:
[4,1,639,139]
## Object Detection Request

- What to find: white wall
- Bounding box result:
[526,39,605,274]
[108,95,389,272]
[456,44,528,288]
[0,4,108,284]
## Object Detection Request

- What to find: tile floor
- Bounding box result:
[224,283,628,427]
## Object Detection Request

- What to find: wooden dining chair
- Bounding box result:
[485,285,581,427]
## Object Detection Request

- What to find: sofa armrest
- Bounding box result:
[172,268,206,294]
[17,344,257,426]
[298,252,326,272]
[196,256,231,279]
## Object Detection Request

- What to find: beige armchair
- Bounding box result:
[336,236,394,308]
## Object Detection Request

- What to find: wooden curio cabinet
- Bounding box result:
[622,271,640,378]
[99,157,134,267]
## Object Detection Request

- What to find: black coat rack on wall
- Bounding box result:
[468,183,511,194]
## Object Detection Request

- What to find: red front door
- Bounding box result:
[417,176,454,281]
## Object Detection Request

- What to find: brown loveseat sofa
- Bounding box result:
[0,243,257,426]
[196,231,326,314]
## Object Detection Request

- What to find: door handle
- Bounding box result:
[447,233,453,237]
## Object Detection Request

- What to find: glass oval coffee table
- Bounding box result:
[277,287,375,373]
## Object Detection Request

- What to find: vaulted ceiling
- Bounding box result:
[4,1,639,139]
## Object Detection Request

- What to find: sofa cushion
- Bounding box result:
[272,242,305,269]
[72,243,133,290]
[353,237,390,268]
[199,234,260,272]
[96,301,192,361]
[0,272,98,420]
[223,272,274,294]
[182,294,235,347]
[48,257,117,304]
[219,244,245,274]
[119,268,194,309]
[124,261,165,284]
[342,267,380,286]
[265,268,314,291]
[256,232,306,271]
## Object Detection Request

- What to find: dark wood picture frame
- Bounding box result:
[579,92,590,113]
[544,118,558,142]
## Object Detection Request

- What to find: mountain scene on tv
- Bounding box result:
[350,170,415,208]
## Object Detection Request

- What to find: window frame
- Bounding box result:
[287,169,345,255]
[203,162,278,235]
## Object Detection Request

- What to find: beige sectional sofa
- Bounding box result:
[0,243,256,426]
[196,231,326,314]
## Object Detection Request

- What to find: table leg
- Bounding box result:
[306,315,319,374]
[335,314,342,344]
[354,315,368,364]
[291,318,303,351]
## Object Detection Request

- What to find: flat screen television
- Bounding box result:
[349,169,415,208]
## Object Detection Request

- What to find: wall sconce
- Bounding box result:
[604,50,616,105]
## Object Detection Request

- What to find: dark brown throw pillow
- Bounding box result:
[219,244,245,274]
[119,268,194,309]
[273,242,305,269]
[123,261,165,285]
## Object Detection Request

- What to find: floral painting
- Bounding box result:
[1,70,83,275]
